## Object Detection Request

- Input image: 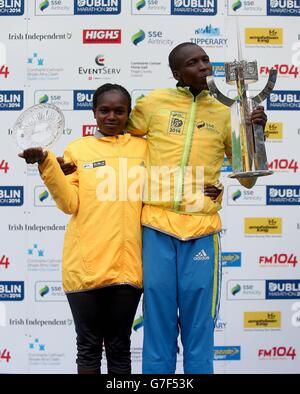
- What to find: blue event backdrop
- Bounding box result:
[0,0,300,373]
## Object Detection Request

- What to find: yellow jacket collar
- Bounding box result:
[176,86,209,98]
[94,130,130,144]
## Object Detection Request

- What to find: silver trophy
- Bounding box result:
[12,103,65,151]
[206,22,277,178]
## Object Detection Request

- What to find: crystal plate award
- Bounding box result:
[12,103,65,150]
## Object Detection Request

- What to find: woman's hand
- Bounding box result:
[18,147,47,164]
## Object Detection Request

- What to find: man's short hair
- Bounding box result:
[168,42,199,71]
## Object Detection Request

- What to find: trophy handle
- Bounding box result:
[206,76,235,107]
[252,69,277,105]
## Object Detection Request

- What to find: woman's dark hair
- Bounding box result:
[92,83,132,114]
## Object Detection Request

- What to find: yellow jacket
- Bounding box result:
[128,87,230,213]
[39,133,147,293]
[127,87,248,240]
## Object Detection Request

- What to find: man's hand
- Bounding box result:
[56,157,77,175]
[204,185,222,201]
[250,105,267,129]
[18,147,47,164]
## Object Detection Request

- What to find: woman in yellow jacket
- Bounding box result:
[19,84,147,374]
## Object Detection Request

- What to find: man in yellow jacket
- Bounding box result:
[127,42,267,374]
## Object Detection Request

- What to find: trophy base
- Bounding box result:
[228,170,274,179]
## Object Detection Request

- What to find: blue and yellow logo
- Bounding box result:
[39,190,49,202]
[136,0,146,10]
[222,252,241,267]
[39,0,49,11]
[231,284,241,295]
[232,0,242,11]
[232,189,242,201]
[214,346,241,360]
[39,94,49,104]
[133,315,144,331]
[39,285,49,297]
[132,30,146,46]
